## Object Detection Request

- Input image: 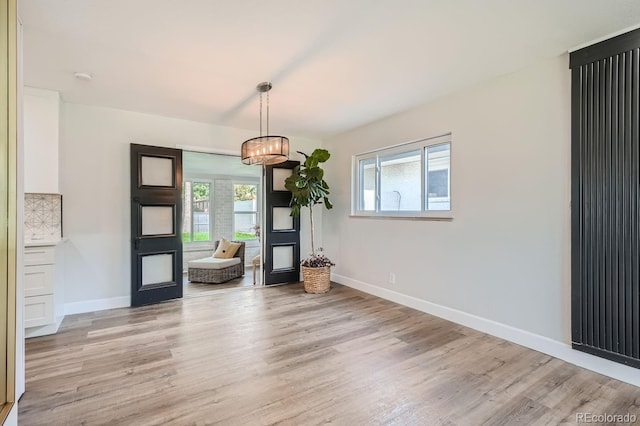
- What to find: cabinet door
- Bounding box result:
[24,265,54,297]
[24,246,55,266]
[24,295,54,328]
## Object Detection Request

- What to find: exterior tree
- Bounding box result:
[192,182,209,201]
[234,184,256,201]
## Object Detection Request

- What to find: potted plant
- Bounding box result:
[284,148,334,293]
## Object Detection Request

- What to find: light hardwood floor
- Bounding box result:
[183,268,255,298]
[19,284,640,425]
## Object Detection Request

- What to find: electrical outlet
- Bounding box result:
[389,272,396,284]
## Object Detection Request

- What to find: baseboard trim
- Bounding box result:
[332,273,640,387]
[64,296,130,315]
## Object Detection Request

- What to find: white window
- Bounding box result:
[352,134,452,218]
[182,181,212,242]
[233,183,259,241]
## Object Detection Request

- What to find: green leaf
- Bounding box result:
[306,167,322,179]
[312,149,330,163]
[283,148,333,233]
[306,156,318,169]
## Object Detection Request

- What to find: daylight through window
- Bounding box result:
[352,134,451,218]
[182,181,212,242]
[234,183,259,241]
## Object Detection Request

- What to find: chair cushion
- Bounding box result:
[188,257,241,270]
[213,238,241,259]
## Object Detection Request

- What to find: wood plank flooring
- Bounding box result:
[18,284,640,425]
[183,269,255,298]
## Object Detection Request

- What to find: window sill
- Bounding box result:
[183,243,215,252]
[349,214,453,221]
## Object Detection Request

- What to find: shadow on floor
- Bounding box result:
[183,267,256,298]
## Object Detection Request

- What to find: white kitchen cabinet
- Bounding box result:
[24,242,64,338]
[24,295,54,329]
[23,245,56,266]
[24,264,54,297]
[23,87,60,193]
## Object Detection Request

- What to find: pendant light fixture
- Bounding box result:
[241,82,289,165]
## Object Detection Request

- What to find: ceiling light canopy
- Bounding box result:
[241,82,289,166]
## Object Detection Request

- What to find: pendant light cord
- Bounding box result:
[259,91,263,137]
[258,83,271,137]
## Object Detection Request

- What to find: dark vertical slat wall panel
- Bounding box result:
[632,48,640,360]
[571,65,583,345]
[624,50,631,358]
[619,51,628,355]
[571,29,640,369]
[587,61,593,347]
[591,61,606,347]
[599,59,615,351]
[611,54,619,354]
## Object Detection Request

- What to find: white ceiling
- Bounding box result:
[19,1,640,139]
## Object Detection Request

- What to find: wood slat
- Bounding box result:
[571,31,640,368]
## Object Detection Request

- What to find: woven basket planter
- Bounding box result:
[302,266,331,293]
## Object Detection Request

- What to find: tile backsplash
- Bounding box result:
[24,193,62,241]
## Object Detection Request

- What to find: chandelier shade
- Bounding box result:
[241,82,289,166]
[241,135,290,165]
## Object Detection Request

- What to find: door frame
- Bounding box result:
[130,144,183,307]
[263,161,300,285]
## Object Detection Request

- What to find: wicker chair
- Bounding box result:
[187,241,245,284]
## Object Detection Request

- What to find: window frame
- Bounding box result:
[351,133,453,220]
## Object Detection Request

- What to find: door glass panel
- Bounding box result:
[141,156,174,187]
[273,168,292,191]
[380,149,421,211]
[273,207,293,230]
[272,245,294,270]
[141,206,174,236]
[142,253,174,286]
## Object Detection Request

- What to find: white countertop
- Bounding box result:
[25,238,66,247]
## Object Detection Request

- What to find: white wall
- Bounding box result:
[325,55,571,341]
[325,53,640,385]
[324,53,640,385]
[60,103,321,309]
